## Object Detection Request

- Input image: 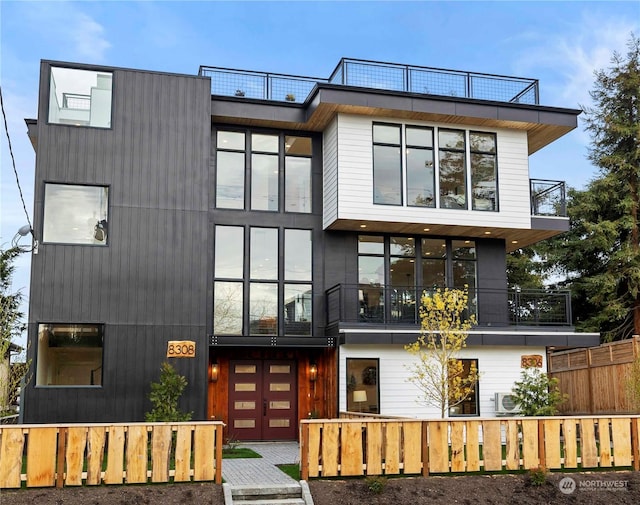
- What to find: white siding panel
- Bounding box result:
[331,114,534,229]
[323,117,339,228]
[340,344,546,418]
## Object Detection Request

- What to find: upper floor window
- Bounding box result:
[371,123,498,211]
[215,130,313,213]
[216,131,246,209]
[48,67,112,128]
[470,132,498,211]
[373,124,402,205]
[36,323,104,386]
[43,184,109,245]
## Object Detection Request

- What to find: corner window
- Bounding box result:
[346,358,379,413]
[449,359,479,416]
[48,67,112,128]
[43,184,109,245]
[373,124,402,205]
[36,324,104,386]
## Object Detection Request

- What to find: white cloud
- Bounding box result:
[22,2,111,62]
[514,12,637,109]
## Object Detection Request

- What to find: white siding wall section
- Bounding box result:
[339,344,546,418]
[329,114,533,229]
[322,117,339,228]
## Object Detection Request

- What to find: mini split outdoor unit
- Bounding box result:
[494,392,521,415]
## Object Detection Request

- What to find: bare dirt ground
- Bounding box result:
[1,471,639,504]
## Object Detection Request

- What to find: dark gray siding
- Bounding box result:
[24,62,211,422]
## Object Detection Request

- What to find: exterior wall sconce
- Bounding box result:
[209,362,219,383]
[309,363,317,382]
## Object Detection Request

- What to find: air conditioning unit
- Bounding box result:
[495,392,521,415]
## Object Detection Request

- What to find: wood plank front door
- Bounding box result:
[228,360,297,440]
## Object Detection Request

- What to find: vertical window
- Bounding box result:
[285,136,312,213]
[36,324,104,386]
[358,236,385,322]
[452,240,477,316]
[373,124,402,205]
[250,228,278,280]
[249,283,278,335]
[449,359,479,416]
[439,129,467,209]
[43,184,109,245]
[346,358,379,413]
[251,134,279,211]
[390,237,416,322]
[284,229,312,335]
[421,238,447,289]
[214,225,245,335]
[470,132,498,211]
[406,127,435,207]
[216,131,246,209]
[48,67,112,128]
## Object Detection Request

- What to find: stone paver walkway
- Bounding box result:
[222,441,300,485]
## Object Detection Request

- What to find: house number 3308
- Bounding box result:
[167,340,196,358]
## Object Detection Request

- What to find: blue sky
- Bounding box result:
[1,0,639,346]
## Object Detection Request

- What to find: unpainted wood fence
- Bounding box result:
[549,336,640,414]
[299,416,640,479]
[0,422,225,488]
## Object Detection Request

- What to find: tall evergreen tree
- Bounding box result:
[538,35,640,340]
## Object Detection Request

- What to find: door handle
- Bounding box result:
[263,399,267,416]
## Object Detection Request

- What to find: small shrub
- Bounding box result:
[145,362,192,422]
[512,367,566,416]
[225,433,241,451]
[365,475,387,494]
[528,465,547,486]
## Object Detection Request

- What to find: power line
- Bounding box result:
[0,85,33,232]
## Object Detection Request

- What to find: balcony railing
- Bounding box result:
[199,58,539,105]
[531,179,567,217]
[326,285,572,327]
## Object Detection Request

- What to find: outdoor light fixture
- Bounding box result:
[209,361,219,383]
[13,224,39,254]
[309,363,318,382]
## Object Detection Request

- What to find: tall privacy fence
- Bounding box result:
[0,422,224,488]
[299,416,640,479]
[549,336,640,414]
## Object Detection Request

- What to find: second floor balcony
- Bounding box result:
[326,284,572,329]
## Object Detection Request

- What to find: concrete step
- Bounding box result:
[224,482,313,505]
[234,499,305,505]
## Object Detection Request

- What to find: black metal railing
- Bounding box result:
[199,57,539,105]
[530,179,567,217]
[326,284,571,327]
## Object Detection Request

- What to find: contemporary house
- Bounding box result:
[22,58,598,438]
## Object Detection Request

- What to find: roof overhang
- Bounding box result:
[210,84,581,154]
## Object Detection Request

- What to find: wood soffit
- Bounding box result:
[210,87,580,155]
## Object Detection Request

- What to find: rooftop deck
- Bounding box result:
[199,57,539,105]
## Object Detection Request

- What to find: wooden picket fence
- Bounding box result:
[299,416,640,479]
[0,422,225,488]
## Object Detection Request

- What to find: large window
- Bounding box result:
[358,235,477,321]
[213,225,313,336]
[449,359,479,416]
[346,358,379,413]
[48,67,112,128]
[370,123,498,211]
[373,124,402,205]
[43,184,109,245]
[36,324,104,386]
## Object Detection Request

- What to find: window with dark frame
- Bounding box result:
[373,124,402,205]
[346,358,380,414]
[216,131,246,209]
[406,126,435,207]
[42,184,109,245]
[36,323,104,386]
[438,129,467,209]
[448,358,479,416]
[470,132,498,211]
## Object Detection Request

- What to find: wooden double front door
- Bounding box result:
[228,360,297,440]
